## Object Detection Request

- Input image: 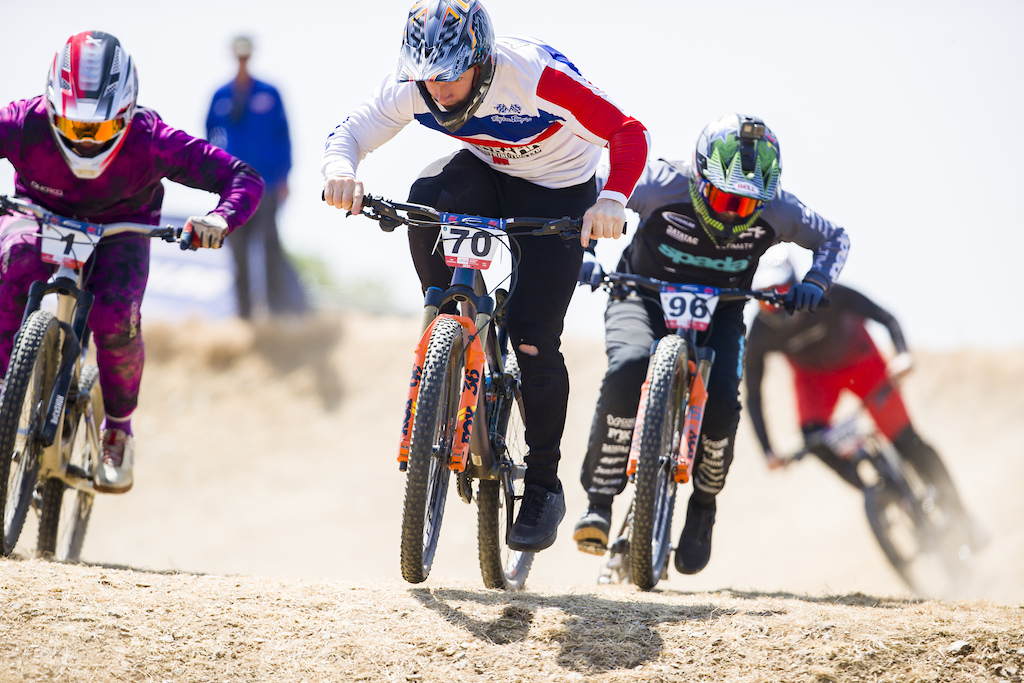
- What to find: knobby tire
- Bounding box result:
[0,311,60,556]
[400,317,463,583]
[864,452,970,598]
[37,364,101,561]
[477,352,534,590]
[630,335,688,591]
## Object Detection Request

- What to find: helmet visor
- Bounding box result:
[700,180,763,219]
[52,114,126,144]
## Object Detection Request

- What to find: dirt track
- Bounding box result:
[2,310,1023,681]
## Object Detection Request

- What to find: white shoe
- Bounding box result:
[94,428,135,493]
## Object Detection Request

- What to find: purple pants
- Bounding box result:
[0,214,149,419]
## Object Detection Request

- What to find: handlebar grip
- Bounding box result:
[179,224,197,251]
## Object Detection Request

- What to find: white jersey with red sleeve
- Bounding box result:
[321,36,650,205]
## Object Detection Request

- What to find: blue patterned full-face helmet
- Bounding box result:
[689,113,782,246]
[397,0,495,133]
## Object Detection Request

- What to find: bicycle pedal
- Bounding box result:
[609,536,630,555]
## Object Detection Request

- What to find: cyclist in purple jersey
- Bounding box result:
[0,31,264,493]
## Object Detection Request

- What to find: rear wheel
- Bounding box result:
[0,311,60,556]
[478,353,534,590]
[37,364,101,561]
[630,335,688,591]
[864,450,970,598]
[400,318,463,583]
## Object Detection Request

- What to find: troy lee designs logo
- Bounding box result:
[490,102,532,124]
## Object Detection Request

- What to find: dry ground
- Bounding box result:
[2,310,1022,682]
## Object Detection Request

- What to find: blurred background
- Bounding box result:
[2,0,1021,348]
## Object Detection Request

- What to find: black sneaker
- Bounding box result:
[507,484,565,552]
[675,497,716,575]
[573,505,612,555]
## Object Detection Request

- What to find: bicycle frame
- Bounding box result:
[398,265,494,475]
[352,196,581,479]
[611,273,783,485]
[24,264,98,491]
[0,195,183,492]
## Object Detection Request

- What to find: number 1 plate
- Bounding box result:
[40,223,96,268]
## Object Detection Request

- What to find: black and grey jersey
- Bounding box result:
[607,158,850,290]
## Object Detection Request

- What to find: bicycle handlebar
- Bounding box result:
[0,194,187,247]
[601,270,794,307]
[355,194,585,240]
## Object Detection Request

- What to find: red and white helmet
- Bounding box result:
[45,31,138,179]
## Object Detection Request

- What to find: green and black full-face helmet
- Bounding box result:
[689,113,782,246]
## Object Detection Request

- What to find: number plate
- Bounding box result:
[438,214,508,270]
[659,284,720,331]
[40,223,96,268]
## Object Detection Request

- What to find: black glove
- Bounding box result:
[577,252,605,291]
[786,281,825,312]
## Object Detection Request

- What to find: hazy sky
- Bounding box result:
[2,0,1021,350]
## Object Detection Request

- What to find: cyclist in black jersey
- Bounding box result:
[744,252,980,548]
[573,113,849,576]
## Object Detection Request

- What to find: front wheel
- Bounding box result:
[0,311,60,556]
[630,335,688,591]
[399,317,463,583]
[37,364,102,561]
[477,354,534,590]
[864,450,970,599]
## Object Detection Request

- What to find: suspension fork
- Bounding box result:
[675,329,715,484]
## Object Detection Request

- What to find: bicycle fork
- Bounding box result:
[624,339,715,485]
[25,274,97,491]
[676,349,714,484]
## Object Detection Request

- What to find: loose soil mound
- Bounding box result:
[2,311,1022,681]
[2,560,1021,682]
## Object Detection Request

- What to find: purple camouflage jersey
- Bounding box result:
[0,96,265,418]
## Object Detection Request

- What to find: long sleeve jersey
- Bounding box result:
[206,78,291,190]
[604,158,849,291]
[744,284,908,453]
[321,37,650,206]
[0,96,264,230]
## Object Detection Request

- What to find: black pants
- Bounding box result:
[579,295,747,508]
[230,191,309,319]
[408,151,592,490]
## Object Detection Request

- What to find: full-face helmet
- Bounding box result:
[689,113,781,246]
[397,0,495,133]
[45,31,138,180]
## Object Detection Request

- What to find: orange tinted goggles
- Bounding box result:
[52,114,126,143]
[702,181,763,218]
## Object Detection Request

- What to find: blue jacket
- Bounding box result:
[206,77,291,190]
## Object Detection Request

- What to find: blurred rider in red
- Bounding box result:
[744,250,983,552]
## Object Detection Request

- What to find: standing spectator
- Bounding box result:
[206,35,307,319]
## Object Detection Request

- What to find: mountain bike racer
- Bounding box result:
[322,0,650,552]
[744,254,979,546]
[0,31,264,493]
[573,113,849,575]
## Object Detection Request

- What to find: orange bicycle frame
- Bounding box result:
[397,314,486,473]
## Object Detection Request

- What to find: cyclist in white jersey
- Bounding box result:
[322,0,650,552]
